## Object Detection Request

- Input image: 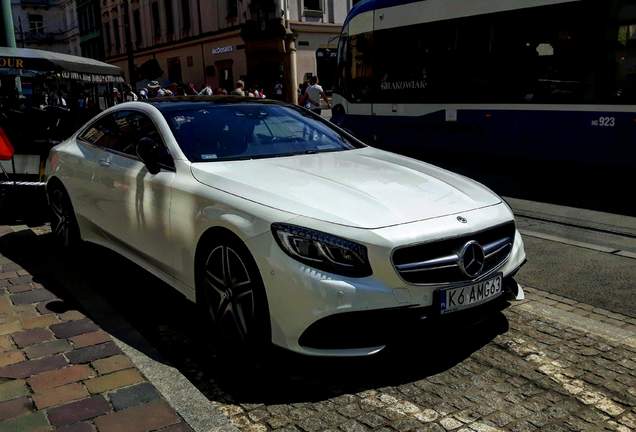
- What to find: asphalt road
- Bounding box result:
[515,216,636,318]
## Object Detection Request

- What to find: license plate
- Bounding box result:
[439,274,503,315]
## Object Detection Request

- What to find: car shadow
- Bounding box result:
[0,229,509,405]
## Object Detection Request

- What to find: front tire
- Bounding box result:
[196,233,270,357]
[48,183,80,249]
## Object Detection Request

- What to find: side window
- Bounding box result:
[113,111,174,169]
[344,32,374,102]
[78,114,120,149]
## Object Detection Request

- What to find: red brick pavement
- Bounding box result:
[0,229,193,431]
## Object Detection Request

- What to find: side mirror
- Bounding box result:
[136,136,161,175]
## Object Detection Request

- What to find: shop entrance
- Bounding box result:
[215,60,234,92]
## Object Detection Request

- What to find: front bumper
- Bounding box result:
[250,205,527,357]
[298,270,523,353]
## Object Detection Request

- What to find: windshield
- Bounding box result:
[161,103,361,162]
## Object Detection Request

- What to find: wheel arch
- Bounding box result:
[193,225,272,347]
[194,226,259,303]
[45,175,65,195]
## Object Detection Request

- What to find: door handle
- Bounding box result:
[98,159,111,167]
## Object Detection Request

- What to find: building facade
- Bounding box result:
[77,0,103,59]
[101,0,354,98]
[12,0,80,55]
[288,0,354,92]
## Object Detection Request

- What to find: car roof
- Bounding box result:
[149,96,289,111]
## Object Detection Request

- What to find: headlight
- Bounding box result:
[271,223,372,277]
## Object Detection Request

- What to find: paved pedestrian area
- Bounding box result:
[0,226,192,432]
[209,288,636,432]
[0,223,634,432]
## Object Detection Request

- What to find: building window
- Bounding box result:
[165,0,174,35]
[151,1,161,38]
[181,0,191,31]
[113,18,120,50]
[167,57,182,83]
[133,9,142,46]
[104,21,112,53]
[304,0,322,12]
[227,0,237,18]
[28,14,44,33]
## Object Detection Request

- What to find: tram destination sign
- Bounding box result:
[0,57,25,69]
[0,55,123,83]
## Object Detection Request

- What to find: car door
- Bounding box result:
[72,113,120,229]
[94,110,177,275]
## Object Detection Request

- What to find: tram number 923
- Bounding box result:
[591,116,616,127]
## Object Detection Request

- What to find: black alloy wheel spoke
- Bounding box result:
[204,244,256,341]
[51,191,69,245]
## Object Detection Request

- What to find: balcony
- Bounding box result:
[17,30,66,43]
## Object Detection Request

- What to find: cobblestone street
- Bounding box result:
[211,287,636,432]
[0,224,634,432]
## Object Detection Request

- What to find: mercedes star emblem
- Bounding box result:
[458,240,485,278]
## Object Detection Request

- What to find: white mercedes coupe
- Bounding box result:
[46,97,526,356]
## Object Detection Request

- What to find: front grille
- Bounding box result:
[392,222,515,285]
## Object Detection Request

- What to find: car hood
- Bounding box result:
[190,147,501,229]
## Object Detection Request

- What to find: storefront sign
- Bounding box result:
[58,71,124,83]
[0,57,25,69]
[212,46,234,55]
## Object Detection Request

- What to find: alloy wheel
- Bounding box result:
[50,188,71,247]
[203,245,256,341]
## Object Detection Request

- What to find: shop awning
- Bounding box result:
[0,47,123,83]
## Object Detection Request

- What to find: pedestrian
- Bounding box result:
[146,81,165,98]
[186,82,198,95]
[199,83,214,96]
[231,80,246,96]
[111,87,121,105]
[298,80,309,107]
[305,76,331,115]
[274,81,283,100]
[123,84,138,102]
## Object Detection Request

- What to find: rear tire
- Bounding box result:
[47,182,80,249]
[196,232,271,359]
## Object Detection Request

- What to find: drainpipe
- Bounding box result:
[0,0,20,94]
[0,0,16,48]
[283,0,298,104]
[122,0,136,84]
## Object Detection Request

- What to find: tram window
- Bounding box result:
[612,1,636,103]
[364,1,594,104]
[342,32,375,102]
[492,3,595,103]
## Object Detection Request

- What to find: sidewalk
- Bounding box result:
[0,227,192,432]
[0,224,634,432]
[505,197,636,238]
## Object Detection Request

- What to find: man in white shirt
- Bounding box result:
[305,76,331,115]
